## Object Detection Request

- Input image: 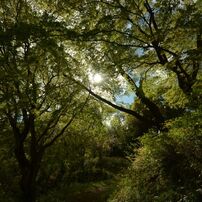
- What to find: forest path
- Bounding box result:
[65,157,129,202]
[66,182,113,202]
[66,178,118,202]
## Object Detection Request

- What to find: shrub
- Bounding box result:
[109,107,202,202]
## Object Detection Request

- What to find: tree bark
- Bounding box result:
[19,151,43,202]
[14,134,43,202]
[20,167,37,202]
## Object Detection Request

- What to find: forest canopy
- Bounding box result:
[0,0,201,201]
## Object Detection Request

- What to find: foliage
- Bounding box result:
[0,0,201,201]
[0,122,19,202]
[109,104,202,202]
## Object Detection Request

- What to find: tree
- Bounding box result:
[18,0,200,132]
[0,1,89,201]
[58,0,201,130]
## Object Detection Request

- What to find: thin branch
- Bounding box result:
[37,89,83,144]
[43,94,90,148]
[88,38,149,48]
[144,0,158,32]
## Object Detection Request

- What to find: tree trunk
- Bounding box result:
[20,167,37,202]
[15,139,43,202]
[136,85,165,128]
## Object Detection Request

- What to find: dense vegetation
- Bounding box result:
[0,0,201,201]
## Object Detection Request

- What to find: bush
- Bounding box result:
[109,107,202,202]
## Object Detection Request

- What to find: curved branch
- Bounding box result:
[69,77,150,123]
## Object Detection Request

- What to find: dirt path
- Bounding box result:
[67,187,109,202]
[65,179,118,202]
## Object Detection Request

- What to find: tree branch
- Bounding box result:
[43,95,90,148]
[69,77,149,123]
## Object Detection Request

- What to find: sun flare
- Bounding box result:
[90,73,103,83]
